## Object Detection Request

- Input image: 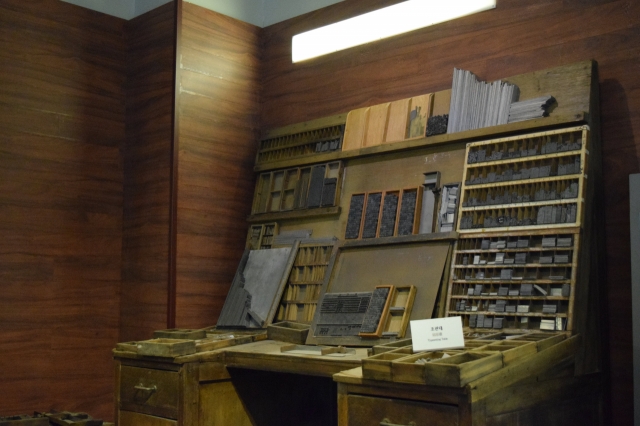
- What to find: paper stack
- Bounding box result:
[447,68,520,134]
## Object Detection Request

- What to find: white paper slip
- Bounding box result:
[410,316,465,352]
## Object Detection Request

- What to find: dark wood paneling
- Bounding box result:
[175,3,261,328]
[0,0,125,420]
[122,2,176,342]
[261,1,638,423]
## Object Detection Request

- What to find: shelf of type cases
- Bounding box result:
[456,126,589,233]
[249,161,343,222]
[445,231,579,332]
[275,243,335,324]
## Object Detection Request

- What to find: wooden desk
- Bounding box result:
[114,337,601,426]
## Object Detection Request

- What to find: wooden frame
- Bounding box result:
[457,126,589,233]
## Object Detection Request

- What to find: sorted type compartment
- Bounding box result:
[468,340,537,365]
[458,126,588,232]
[446,231,578,332]
[136,338,196,357]
[256,116,345,165]
[362,347,414,381]
[267,321,311,344]
[392,351,503,387]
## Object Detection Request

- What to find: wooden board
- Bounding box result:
[136,339,196,357]
[385,98,411,143]
[342,107,370,151]
[363,103,390,148]
[306,241,451,346]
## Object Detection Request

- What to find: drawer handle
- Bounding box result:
[134,384,157,393]
[380,419,416,426]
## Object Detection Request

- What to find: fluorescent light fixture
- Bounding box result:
[292,0,496,62]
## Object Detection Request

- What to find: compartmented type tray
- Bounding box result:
[445,231,578,332]
[251,161,343,216]
[345,188,422,240]
[361,332,567,386]
[457,126,589,232]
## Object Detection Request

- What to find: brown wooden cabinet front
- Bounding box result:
[346,394,458,426]
[119,365,179,419]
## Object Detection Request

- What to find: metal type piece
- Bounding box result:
[379,192,399,237]
[345,194,365,239]
[314,292,372,337]
[362,193,382,238]
[398,190,418,235]
[359,287,392,335]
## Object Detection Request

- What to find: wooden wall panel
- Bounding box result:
[121,2,175,342]
[175,3,261,328]
[261,1,639,423]
[0,0,125,420]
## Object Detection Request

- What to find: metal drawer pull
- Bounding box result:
[134,384,157,393]
[380,419,416,426]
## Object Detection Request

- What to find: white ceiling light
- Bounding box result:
[292,0,496,63]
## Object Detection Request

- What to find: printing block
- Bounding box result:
[362,193,382,238]
[345,194,365,239]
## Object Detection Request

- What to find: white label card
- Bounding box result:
[410,316,465,352]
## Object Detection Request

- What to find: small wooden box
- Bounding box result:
[267,321,311,344]
[392,351,503,387]
[362,347,413,381]
[136,338,196,357]
[469,340,538,365]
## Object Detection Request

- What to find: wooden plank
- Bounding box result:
[385,98,411,143]
[363,103,390,147]
[432,89,452,117]
[342,107,370,151]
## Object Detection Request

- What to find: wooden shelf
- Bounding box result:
[454,263,574,268]
[461,198,580,212]
[453,279,571,284]
[450,311,568,318]
[456,247,574,253]
[465,149,583,169]
[466,173,583,190]
[341,231,458,248]
[254,113,588,172]
[247,206,341,223]
[450,295,569,301]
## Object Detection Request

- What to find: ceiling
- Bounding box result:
[60,0,345,27]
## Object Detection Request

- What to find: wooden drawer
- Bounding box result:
[119,411,177,426]
[119,366,179,419]
[346,395,458,426]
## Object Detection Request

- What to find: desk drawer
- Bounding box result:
[119,411,177,426]
[119,366,179,419]
[347,395,458,426]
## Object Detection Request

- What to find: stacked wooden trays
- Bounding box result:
[362,333,566,386]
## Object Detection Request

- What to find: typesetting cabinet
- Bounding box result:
[114,60,603,426]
